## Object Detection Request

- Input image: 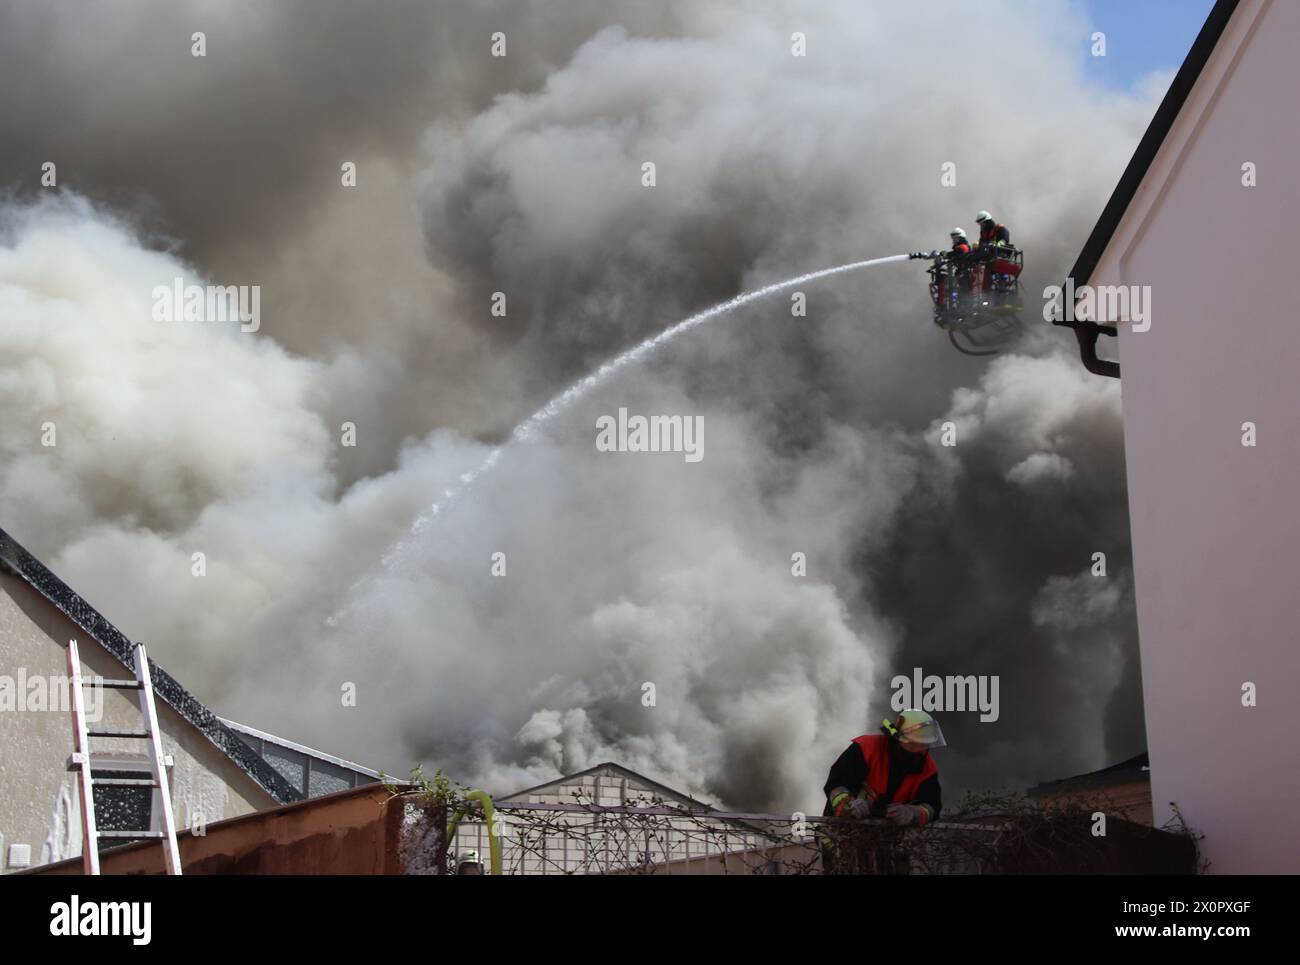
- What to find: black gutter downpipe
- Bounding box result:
[1070,320,1120,380]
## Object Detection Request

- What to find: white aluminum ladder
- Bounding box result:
[66,638,182,875]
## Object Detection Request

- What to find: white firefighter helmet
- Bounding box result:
[457,849,484,874]
[894,708,947,748]
[976,210,992,224]
[950,227,967,239]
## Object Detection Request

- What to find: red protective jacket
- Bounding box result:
[979,221,1010,246]
[823,735,942,825]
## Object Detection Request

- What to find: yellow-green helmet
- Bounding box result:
[884,708,947,748]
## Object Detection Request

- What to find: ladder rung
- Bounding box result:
[68,754,169,771]
[86,727,150,739]
[98,830,165,839]
[95,678,143,690]
[92,778,160,787]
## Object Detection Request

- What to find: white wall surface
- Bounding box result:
[1093,0,1298,873]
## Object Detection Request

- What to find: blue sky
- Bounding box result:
[1076,0,1218,89]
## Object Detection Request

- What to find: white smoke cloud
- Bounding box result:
[1008,453,1076,486]
[0,196,329,540]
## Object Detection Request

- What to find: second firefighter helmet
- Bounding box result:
[457,849,484,874]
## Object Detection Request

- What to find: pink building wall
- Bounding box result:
[1091,0,1298,873]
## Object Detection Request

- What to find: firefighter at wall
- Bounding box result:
[824,708,945,828]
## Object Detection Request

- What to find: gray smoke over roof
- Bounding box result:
[0,0,1162,810]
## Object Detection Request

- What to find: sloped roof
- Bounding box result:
[498,762,801,846]
[1059,0,1241,378]
[500,761,715,809]
[1026,752,1151,796]
[0,524,302,805]
[220,716,385,796]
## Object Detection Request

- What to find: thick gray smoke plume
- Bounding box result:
[0,0,1165,810]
